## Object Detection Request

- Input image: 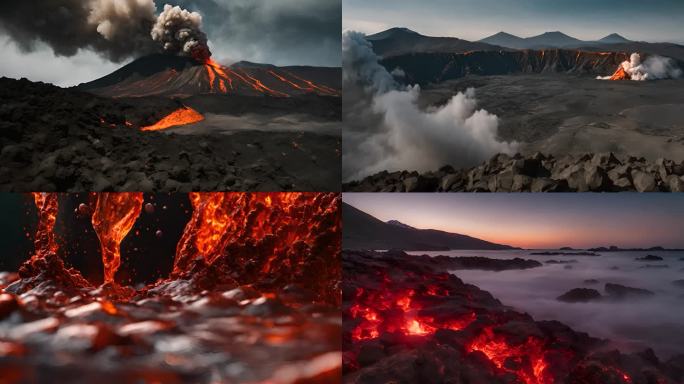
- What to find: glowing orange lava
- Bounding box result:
[468,326,551,384]
[173,193,341,281]
[31,192,59,260]
[91,193,143,284]
[141,107,205,131]
[349,283,476,341]
[610,66,630,80]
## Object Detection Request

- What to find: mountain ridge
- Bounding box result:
[343,202,516,251]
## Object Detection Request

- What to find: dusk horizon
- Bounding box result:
[343,194,684,249]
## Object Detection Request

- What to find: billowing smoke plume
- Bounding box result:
[342,31,517,181]
[0,1,211,62]
[151,4,211,63]
[598,53,682,81]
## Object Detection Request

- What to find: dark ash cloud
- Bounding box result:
[0,0,158,62]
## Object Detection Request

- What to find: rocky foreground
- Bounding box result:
[0,78,340,192]
[344,152,684,192]
[343,250,684,383]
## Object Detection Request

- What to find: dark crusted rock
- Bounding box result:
[605,283,655,299]
[557,288,602,303]
[635,255,664,262]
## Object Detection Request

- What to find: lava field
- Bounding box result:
[343,250,684,384]
[0,192,341,384]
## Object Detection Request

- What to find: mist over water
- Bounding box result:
[409,249,684,358]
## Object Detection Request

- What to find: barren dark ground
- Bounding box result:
[420,75,684,161]
[0,78,341,192]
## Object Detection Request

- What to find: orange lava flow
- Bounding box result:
[31,193,59,260]
[173,192,340,275]
[91,193,143,284]
[281,70,340,96]
[141,107,204,131]
[468,326,551,384]
[349,284,476,341]
[610,66,630,80]
[205,58,234,93]
[237,69,290,97]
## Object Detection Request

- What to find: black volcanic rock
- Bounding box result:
[343,152,684,192]
[342,202,516,251]
[635,255,664,261]
[557,288,602,303]
[532,251,599,256]
[605,283,655,299]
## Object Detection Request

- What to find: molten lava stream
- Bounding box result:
[91,193,143,284]
[31,192,59,260]
[141,106,204,131]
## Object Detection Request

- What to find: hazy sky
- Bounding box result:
[343,0,684,43]
[0,0,341,87]
[343,194,684,249]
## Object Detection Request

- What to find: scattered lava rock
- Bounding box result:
[0,77,340,192]
[532,251,599,256]
[374,250,542,271]
[635,255,664,261]
[557,288,602,303]
[604,283,655,299]
[343,250,684,383]
[343,152,684,192]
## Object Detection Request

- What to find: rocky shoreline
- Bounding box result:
[343,250,684,383]
[343,152,684,192]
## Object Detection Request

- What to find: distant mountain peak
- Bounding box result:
[367,27,421,40]
[386,220,415,229]
[598,33,631,43]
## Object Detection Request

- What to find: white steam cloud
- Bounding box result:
[151,4,212,62]
[597,53,682,81]
[342,31,517,181]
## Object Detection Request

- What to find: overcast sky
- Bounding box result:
[0,0,341,87]
[343,194,684,249]
[344,0,684,43]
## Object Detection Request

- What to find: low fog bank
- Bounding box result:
[411,250,684,358]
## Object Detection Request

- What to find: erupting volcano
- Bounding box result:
[343,250,684,384]
[0,193,341,383]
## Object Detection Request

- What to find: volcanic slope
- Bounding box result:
[342,203,515,251]
[79,54,341,99]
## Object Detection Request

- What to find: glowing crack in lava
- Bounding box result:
[140,106,205,131]
[468,326,552,384]
[31,192,59,260]
[91,193,143,284]
[172,192,341,303]
[349,282,476,341]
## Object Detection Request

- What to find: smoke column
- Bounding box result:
[0,1,212,62]
[342,31,517,181]
[598,53,682,81]
[151,4,212,62]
